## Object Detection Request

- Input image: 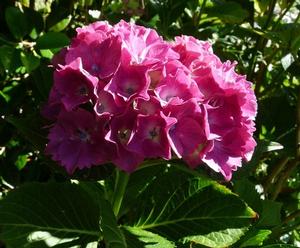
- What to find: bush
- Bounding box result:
[0,0,299,247]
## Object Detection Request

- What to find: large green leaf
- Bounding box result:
[129,165,257,247]
[20,51,40,73]
[234,179,262,213]
[207,1,249,24]
[262,245,297,248]
[0,45,22,73]
[79,182,127,248]
[0,182,101,247]
[100,199,127,248]
[239,228,272,247]
[120,162,166,216]
[5,115,46,150]
[36,32,70,50]
[123,227,175,247]
[5,7,29,39]
[258,200,282,227]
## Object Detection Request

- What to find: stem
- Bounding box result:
[263,157,289,194]
[283,209,300,224]
[271,159,299,200]
[264,0,277,29]
[273,0,296,29]
[249,0,277,83]
[297,87,300,158]
[271,219,300,239]
[112,170,129,217]
[136,159,165,171]
[196,0,207,25]
[294,11,300,24]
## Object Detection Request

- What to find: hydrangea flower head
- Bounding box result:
[44,20,257,180]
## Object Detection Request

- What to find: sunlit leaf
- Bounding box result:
[240,229,272,247]
[123,227,175,248]
[20,51,40,73]
[36,32,70,50]
[130,166,256,247]
[0,182,102,247]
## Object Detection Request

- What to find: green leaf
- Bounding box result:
[32,63,53,100]
[36,32,70,50]
[234,140,284,179]
[20,51,40,72]
[15,154,29,170]
[79,182,127,248]
[262,245,297,248]
[0,45,22,73]
[49,15,72,32]
[181,228,249,248]
[240,229,272,247]
[40,49,54,59]
[120,163,165,216]
[5,116,46,150]
[234,179,262,213]
[207,1,249,24]
[0,182,101,247]
[254,0,271,14]
[100,199,127,248]
[79,0,94,7]
[0,45,14,70]
[258,200,282,227]
[5,7,29,39]
[130,166,256,247]
[123,227,175,248]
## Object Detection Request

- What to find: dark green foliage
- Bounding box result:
[0,0,299,247]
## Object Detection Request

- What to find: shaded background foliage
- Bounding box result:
[0,0,299,247]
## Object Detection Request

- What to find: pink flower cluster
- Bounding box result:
[43,20,257,180]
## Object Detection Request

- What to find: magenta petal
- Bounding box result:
[203,140,243,181]
[135,95,162,115]
[128,112,176,159]
[95,35,122,78]
[112,145,144,172]
[54,58,98,111]
[107,108,144,172]
[45,108,117,174]
[106,61,150,101]
[165,99,211,167]
[94,90,125,117]
[155,69,203,105]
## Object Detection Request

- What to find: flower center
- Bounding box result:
[125,86,135,95]
[123,80,138,97]
[77,85,89,96]
[148,126,160,142]
[208,96,223,108]
[91,64,100,72]
[76,128,90,142]
[118,128,131,144]
[96,102,105,113]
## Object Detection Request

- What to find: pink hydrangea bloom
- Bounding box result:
[172,35,257,180]
[127,112,176,160]
[44,20,257,180]
[105,53,150,101]
[164,99,213,167]
[107,109,144,172]
[53,58,98,111]
[45,108,117,174]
